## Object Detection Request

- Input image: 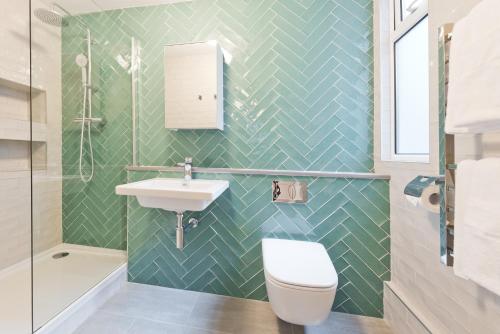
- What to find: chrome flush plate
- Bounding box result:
[272,181,308,203]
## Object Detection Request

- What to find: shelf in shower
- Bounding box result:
[0,76,45,94]
[0,75,48,143]
[0,119,47,142]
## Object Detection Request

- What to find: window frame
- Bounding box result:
[386,0,429,163]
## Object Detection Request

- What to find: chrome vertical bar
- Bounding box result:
[87,29,92,118]
[439,23,455,267]
[131,37,137,166]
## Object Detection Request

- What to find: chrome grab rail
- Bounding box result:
[126,165,391,180]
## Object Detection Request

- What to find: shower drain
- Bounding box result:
[52,252,70,259]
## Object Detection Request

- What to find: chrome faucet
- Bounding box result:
[177,157,192,185]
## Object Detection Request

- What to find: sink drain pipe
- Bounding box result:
[176,212,185,250]
[175,212,199,250]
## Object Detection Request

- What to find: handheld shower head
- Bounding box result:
[76,54,88,67]
[76,54,88,85]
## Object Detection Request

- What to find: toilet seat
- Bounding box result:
[265,269,336,292]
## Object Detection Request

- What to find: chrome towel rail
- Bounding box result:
[440,23,455,267]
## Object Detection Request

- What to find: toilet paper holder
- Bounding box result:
[404,176,440,197]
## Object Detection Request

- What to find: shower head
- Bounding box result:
[34,7,67,27]
[76,54,88,68]
[76,54,88,85]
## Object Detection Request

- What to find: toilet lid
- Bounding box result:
[262,238,338,289]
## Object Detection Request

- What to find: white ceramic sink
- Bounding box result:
[115,178,229,212]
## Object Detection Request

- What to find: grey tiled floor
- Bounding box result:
[74,283,392,334]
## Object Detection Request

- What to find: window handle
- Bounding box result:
[406,0,422,14]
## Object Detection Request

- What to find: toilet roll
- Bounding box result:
[404,176,441,214]
[419,185,441,213]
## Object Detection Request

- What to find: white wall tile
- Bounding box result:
[0,0,62,270]
[374,0,500,332]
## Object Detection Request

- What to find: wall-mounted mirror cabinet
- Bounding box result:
[164,41,224,130]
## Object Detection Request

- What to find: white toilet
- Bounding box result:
[262,238,338,326]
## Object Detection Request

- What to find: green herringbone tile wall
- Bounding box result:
[61,17,132,249]
[128,171,390,317]
[61,0,389,316]
[65,0,374,173]
[134,0,374,171]
[62,0,374,249]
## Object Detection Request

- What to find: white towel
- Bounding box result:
[454,159,500,296]
[453,160,475,279]
[445,0,500,134]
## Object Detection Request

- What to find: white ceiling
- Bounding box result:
[41,0,191,15]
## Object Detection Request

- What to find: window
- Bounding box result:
[395,17,429,155]
[382,0,429,162]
